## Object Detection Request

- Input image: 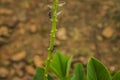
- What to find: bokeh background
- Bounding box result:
[0,0,120,80]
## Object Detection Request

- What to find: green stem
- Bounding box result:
[44,0,58,80]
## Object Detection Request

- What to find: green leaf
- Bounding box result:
[50,51,72,79]
[87,58,111,80]
[33,67,54,80]
[33,67,45,80]
[71,63,84,80]
[112,72,120,80]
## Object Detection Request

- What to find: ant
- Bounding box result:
[48,11,52,19]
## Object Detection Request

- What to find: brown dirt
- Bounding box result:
[0,0,120,80]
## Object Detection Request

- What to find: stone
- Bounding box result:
[25,65,35,75]
[79,57,88,65]
[29,24,37,33]
[102,27,114,38]
[110,66,115,71]
[9,68,15,76]
[56,28,67,40]
[13,62,25,69]
[0,37,5,43]
[2,60,10,66]
[13,62,25,77]
[12,77,21,80]
[11,51,27,61]
[33,55,43,67]
[18,27,25,35]
[1,0,13,3]
[96,35,103,41]
[0,8,13,15]
[0,67,9,78]
[0,26,9,37]
[16,69,24,77]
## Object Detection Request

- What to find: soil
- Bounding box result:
[0,0,120,80]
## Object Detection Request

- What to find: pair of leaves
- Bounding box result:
[50,52,112,80]
[33,52,120,80]
[32,52,72,80]
[72,58,112,80]
[49,52,72,80]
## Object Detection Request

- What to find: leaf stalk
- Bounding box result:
[44,0,58,80]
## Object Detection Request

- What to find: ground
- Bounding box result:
[0,0,120,80]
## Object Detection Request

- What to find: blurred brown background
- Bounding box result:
[0,0,120,80]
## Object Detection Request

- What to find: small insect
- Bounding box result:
[48,11,52,19]
[52,45,57,52]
